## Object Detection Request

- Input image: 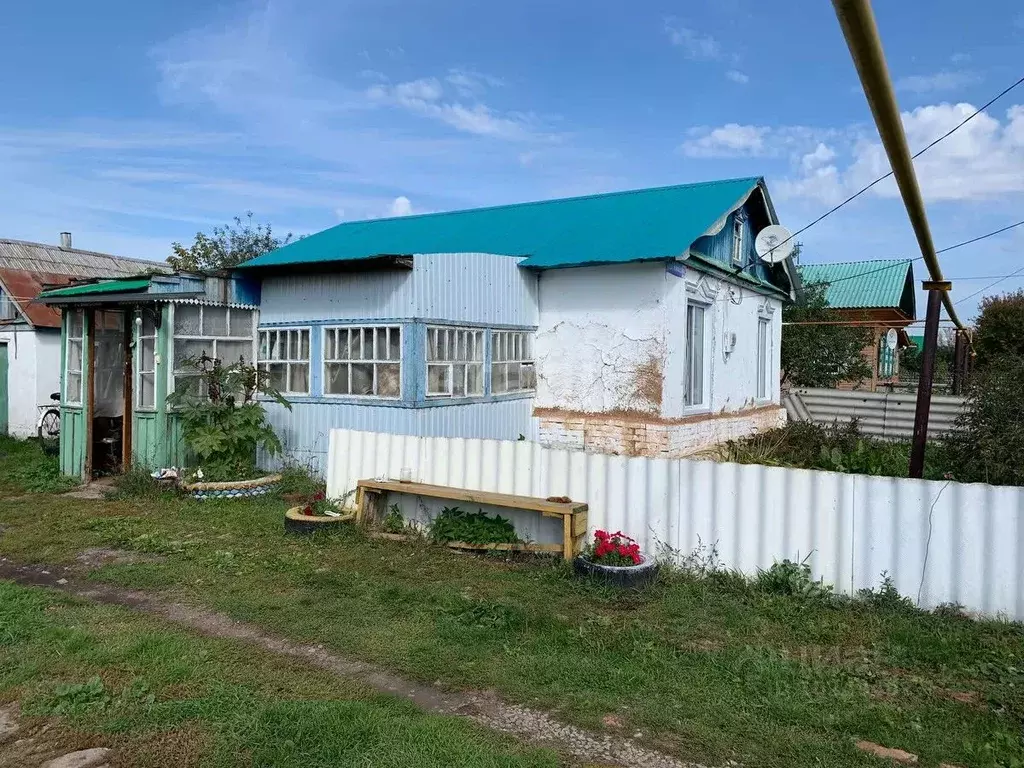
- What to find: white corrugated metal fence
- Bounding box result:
[328,428,1024,620]
[783,387,965,440]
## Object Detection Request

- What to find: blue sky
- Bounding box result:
[1,0,1022,320]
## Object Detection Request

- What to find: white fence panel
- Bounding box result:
[327,428,1024,620]
[784,387,965,440]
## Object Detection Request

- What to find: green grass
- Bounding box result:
[0,581,557,767]
[2,491,1024,767]
[0,436,77,495]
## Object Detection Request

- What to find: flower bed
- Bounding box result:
[573,530,659,588]
[182,474,283,500]
[284,506,355,534]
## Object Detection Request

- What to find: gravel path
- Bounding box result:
[0,557,710,768]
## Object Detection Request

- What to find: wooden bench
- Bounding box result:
[355,479,589,560]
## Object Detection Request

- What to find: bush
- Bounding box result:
[105,467,169,501]
[974,290,1024,367]
[756,557,832,598]
[429,506,519,545]
[276,465,323,497]
[944,356,1024,486]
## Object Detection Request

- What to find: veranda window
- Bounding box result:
[65,310,84,405]
[491,330,535,394]
[136,313,158,409]
[258,328,311,395]
[323,325,402,398]
[172,305,256,396]
[426,326,484,398]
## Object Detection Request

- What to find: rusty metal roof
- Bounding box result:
[0,238,167,328]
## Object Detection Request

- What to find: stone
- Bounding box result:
[42,748,112,768]
[0,704,20,742]
[855,740,918,764]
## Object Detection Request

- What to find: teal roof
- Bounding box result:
[39,277,151,298]
[239,177,763,270]
[798,259,915,318]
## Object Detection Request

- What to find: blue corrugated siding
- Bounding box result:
[690,204,776,288]
[264,399,537,474]
[258,253,538,326]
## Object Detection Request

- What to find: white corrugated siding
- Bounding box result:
[327,428,1024,619]
[784,387,965,439]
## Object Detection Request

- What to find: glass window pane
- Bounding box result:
[375,328,387,360]
[68,340,83,372]
[231,310,254,337]
[522,363,536,390]
[343,329,357,360]
[378,363,401,397]
[452,364,466,396]
[467,363,483,395]
[491,363,507,394]
[508,363,521,391]
[141,313,156,338]
[427,328,437,361]
[389,327,401,360]
[174,305,201,335]
[69,310,84,338]
[325,363,348,395]
[174,339,209,370]
[289,363,309,394]
[299,330,310,360]
[361,329,374,360]
[427,364,449,395]
[265,363,287,393]
[66,373,82,403]
[323,330,335,361]
[351,362,373,394]
[202,307,229,337]
[141,338,155,372]
[217,340,251,366]
[139,372,155,408]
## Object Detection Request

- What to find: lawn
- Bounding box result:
[2,442,1023,767]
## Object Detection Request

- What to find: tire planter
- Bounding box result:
[182,474,283,500]
[573,555,660,589]
[284,506,355,534]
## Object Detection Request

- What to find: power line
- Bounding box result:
[954,264,1024,307]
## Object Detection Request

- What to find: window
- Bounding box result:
[65,309,84,405]
[323,326,401,398]
[731,212,746,266]
[172,305,255,395]
[0,287,17,322]
[136,313,157,409]
[427,326,484,398]
[684,304,706,407]
[756,317,770,399]
[258,329,310,395]
[491,330,535,395]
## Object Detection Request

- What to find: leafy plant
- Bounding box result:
[167,353,290,482]
[300,491,345,517]
[583,530,643,566]
[46,676,111,715]
[756,556,832,598]
[383,504,407,534]
[277,464,324,497]
[974,289,1024,369]
[856,572,915,613]
[429,506,519,545]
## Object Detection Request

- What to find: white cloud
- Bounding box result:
[388,196,413,216]
[894,71,980,94]
[664,21,722,61]
[800,142,837,172]
[725,70,749,85]
[679,124,771,157]
[446,69,504,98]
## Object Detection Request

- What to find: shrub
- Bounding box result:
[382,505,407,534]
[277,465,324,497]
[167,353,290,482]
[756,557,832,598]
[429,506,519,545]
[944,355,1024,486]
[974,290,1024,368]
[856,573,916,613]
[105,466,168,500]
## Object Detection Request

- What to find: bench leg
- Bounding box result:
[562,515,573,561]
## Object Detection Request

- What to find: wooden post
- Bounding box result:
[909,281,949,478]
[951,330,968,396]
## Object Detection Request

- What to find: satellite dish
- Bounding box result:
[755,225,795,265]
[885,328,898,350]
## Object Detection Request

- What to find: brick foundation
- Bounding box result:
[536,406,787,458]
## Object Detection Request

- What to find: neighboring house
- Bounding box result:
[237,177,798,468]
[0,236,164,438]
[37,273,258,480]
[797,259,916,391]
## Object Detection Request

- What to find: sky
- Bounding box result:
[1,0,1022,322]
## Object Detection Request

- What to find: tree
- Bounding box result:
[974,290,1024,368]
[781,281,873,388]
[167,212,292,272]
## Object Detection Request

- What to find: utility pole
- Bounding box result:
[909,281,949,478]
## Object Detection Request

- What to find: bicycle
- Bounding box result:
[37,392,60,455]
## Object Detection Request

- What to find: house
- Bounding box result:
[37,272,259,480]
[0,235,165,438]
[237,177,798,469]
[797,259,916,391]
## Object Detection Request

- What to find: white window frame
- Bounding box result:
[258,327,311,396]
[684,302,708,409]
[135,312,158,411]
[426,326,485,399]
[170,304,257,396]
[490,329,536,396]
[756,317,770,400]
[731,212,746,266]
[322,325,402,399]
[64,309,85,406]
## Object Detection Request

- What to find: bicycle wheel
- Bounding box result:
[38,408,60,440]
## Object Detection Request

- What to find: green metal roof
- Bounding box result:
[38,277,151,298]
[798,259,915,317]
[238,177,763,270]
